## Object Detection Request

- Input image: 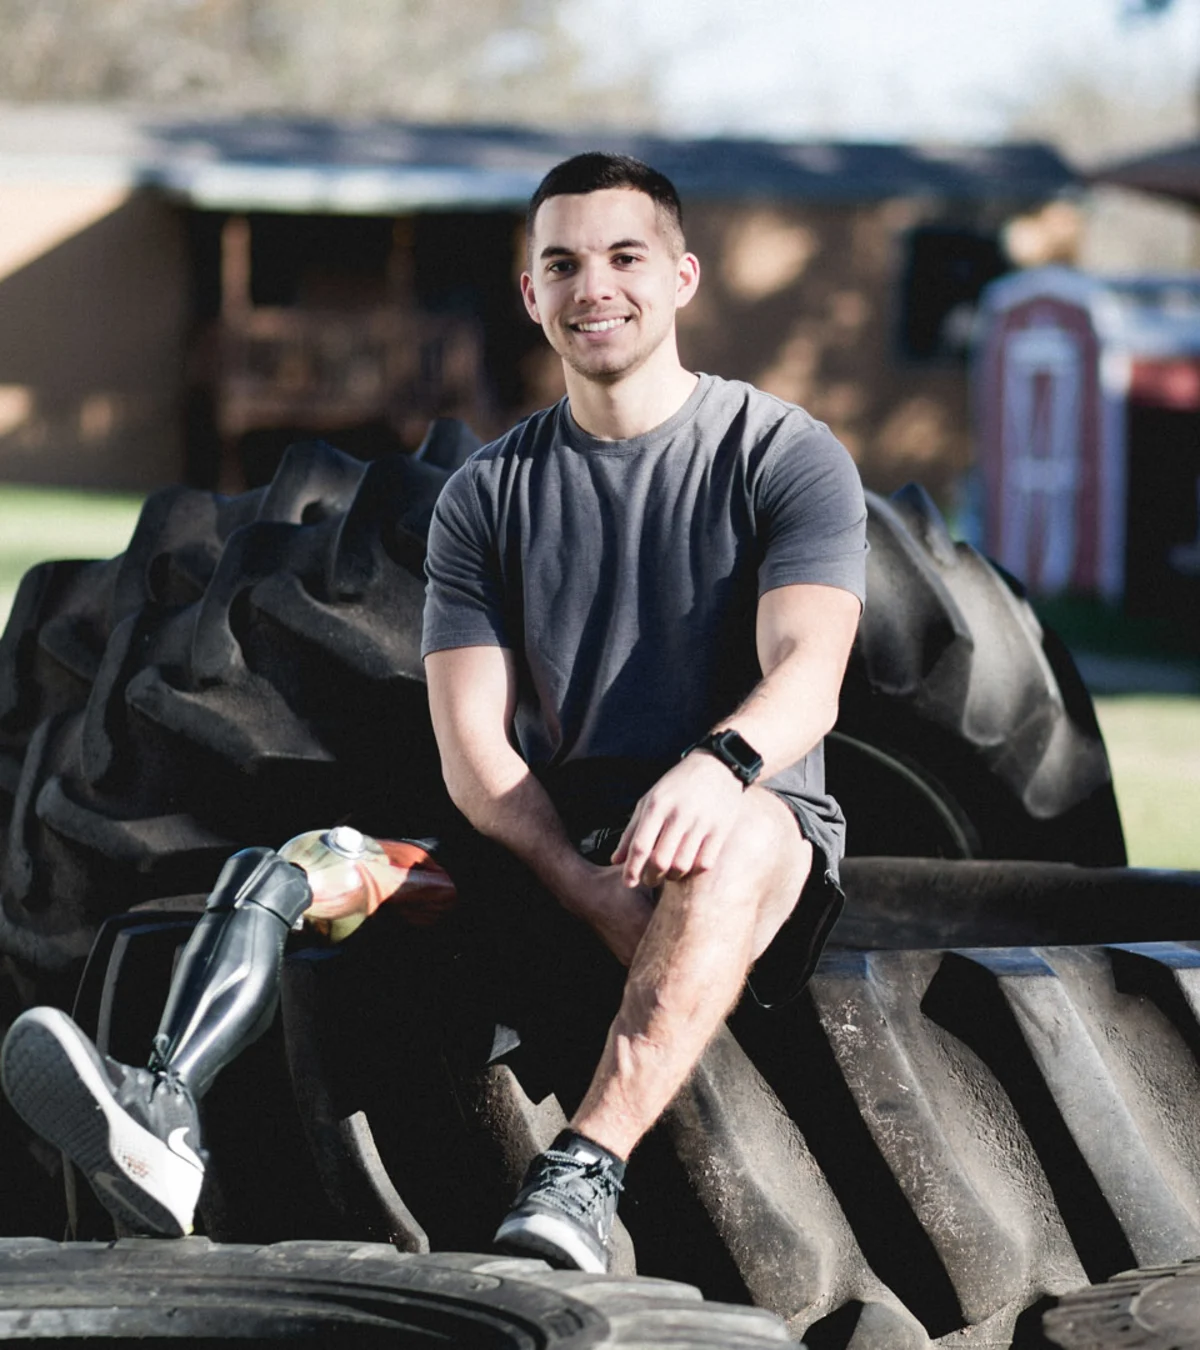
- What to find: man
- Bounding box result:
[0,152,865,1271]
[422,152,866,1273]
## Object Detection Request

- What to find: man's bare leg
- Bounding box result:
[494,790,812,1270]
[571,789,812,1158]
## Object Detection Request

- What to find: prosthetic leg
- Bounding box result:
[148,824,454,1096]
[0,826,454,1237]
[146,846,313,1100]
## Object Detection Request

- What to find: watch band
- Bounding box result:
[683,729,764,787]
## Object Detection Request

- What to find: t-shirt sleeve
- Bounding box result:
[421,464,510,657]
[756,419,868,606]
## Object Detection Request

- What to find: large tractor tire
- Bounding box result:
[832,483,1124,864]
[0,437,1123,991]
[57,899,1200,1350]
[1042,1259,1200,1349]
[0,431,469,987]
[0,1237,797,1347]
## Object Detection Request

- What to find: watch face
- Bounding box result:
[716,730,763,778]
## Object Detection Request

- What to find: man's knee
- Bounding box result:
[719,790,813,889]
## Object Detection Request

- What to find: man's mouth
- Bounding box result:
[570,317,630,333]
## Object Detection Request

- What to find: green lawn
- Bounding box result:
[0,484,144,623]
[1094,696,1200,871]
[1,487,1199,872]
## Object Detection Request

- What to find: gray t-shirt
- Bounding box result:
[421,373,867,868]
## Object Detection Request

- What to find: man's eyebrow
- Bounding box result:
[537,238,650,260]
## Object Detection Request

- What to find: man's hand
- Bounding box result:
[611,752,746,889]
[566,862,657,966]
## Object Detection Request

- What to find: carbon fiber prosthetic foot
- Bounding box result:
[1,847,312,1236]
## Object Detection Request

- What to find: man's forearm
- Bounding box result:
[425,646,653,961]
[447,754,594,908]
[447,752,655,963]
[713,583,862,779]
[716,647,839,781]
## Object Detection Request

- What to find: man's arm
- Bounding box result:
[612,582,862,888]
[424,644,654,963]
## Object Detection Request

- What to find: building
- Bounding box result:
[0,105,1077,497]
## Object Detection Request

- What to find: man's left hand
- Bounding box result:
[610,752,747,888]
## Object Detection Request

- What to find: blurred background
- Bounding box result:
[1,0,1199,864]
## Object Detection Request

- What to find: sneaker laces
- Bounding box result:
[531,1149,624,1222]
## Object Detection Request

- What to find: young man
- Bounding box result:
[423,152,867,1273]
[0,153,865,1270]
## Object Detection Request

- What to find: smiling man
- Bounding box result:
[422,152,868,1273]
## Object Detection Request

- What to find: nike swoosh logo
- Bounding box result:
[167,1127,205,1172]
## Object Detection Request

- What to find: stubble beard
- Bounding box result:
[561,347,633,383]
[553,315,664,385]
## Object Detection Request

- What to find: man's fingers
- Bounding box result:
[614,767,741,885]
[664,828,704,880]
[621,811,664,887]
[641,814,689,887]
[610,811,640,865]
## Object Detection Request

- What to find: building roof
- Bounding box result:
[0,103,1078,214]
[1090,138,1200,209]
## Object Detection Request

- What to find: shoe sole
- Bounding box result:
[494,1211,608,1273]
[1,1007,202,1237]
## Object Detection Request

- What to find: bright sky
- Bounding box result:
[571,0,1200,144]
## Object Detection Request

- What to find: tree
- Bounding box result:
[0,0,657,128]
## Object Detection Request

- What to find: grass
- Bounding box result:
[0,484,144,623]
[1034,595,1200,870]
[1093,696,1200,870]
[0,487,1197,871]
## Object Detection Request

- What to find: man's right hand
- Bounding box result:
[565,863,656,967]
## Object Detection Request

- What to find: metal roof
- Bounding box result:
[0,104,1078,214]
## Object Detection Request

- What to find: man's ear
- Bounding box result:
[520,272,541,324]
[676,252,701,310]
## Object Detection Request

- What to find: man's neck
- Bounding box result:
[565,362,699,442]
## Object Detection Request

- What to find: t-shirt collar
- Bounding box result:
[560,374,714,455]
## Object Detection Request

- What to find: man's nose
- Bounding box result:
[573,260,615,302]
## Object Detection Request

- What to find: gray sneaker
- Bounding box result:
[1,1006,205,1237]
[493,1130,626,1273]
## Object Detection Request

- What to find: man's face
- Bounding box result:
[521,188,699,385]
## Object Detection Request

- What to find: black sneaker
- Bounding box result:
[493,1130,625,1273]
[1,1006,205,1237]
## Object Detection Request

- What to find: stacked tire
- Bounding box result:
[0,1238,797,1347]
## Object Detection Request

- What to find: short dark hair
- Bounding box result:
[526,152,685,257]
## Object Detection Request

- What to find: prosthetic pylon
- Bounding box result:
[144,826,456,1099]
[146,847,312,1099]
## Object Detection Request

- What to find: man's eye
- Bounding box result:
[547,260,575,274]
[613,254,639,266]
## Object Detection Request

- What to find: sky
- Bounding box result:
[569,0,1200,145]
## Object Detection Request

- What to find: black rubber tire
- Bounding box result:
[0,450,1123,991]
[1041,1261,1200,1349]
[832,483,1125,865]
[0,1236,797,1346]
[0,432,467,982]
[53,894,1200,1350]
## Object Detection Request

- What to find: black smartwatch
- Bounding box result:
[683,729,764,788]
